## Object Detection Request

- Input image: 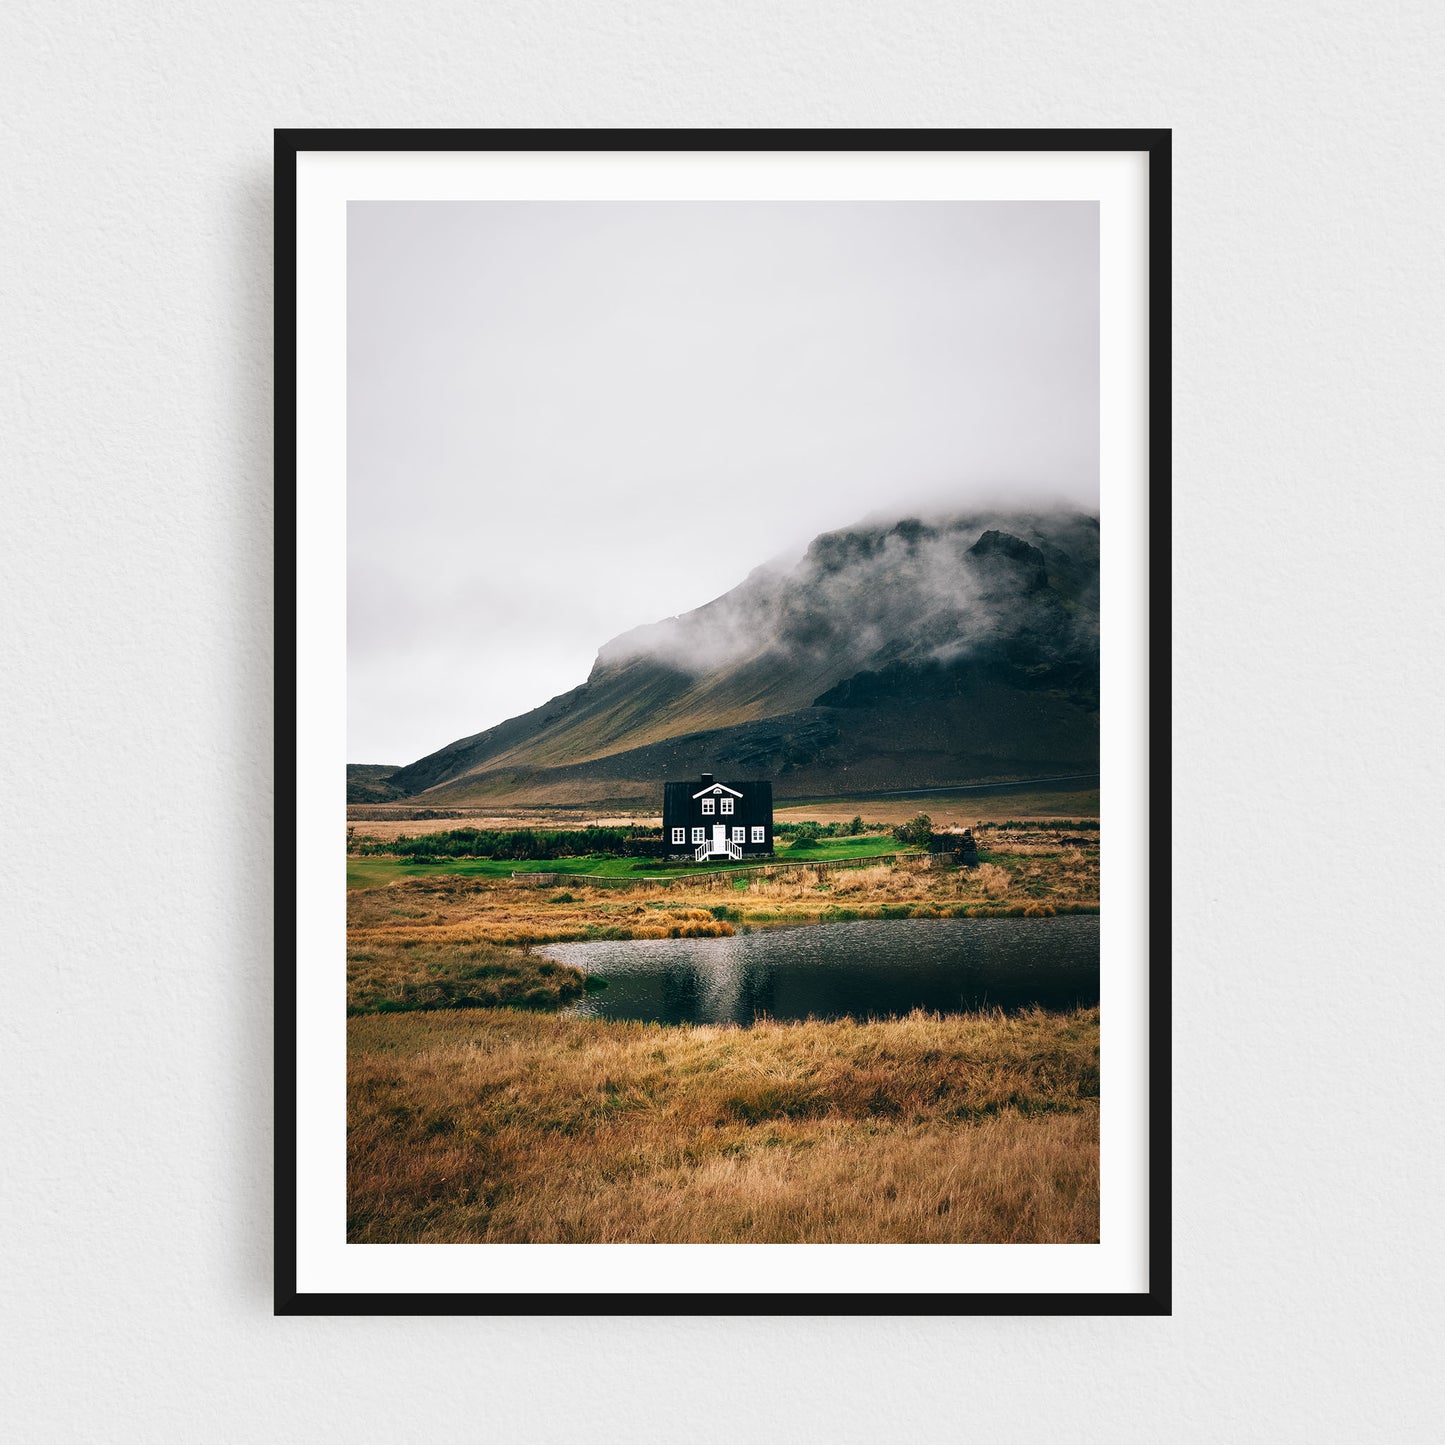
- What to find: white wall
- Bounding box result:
[4,2,1443,1440]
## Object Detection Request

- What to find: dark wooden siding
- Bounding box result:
[661,777,774,856]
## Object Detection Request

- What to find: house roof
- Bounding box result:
[691,782,744,800]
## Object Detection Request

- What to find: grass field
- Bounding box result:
[345,785,1101,838]
[345,833,911,891]
[346,833,1098,963]
[346,853,645,890]
[348,1005,1100,1243]
[347,937,593,1015]
[345,816,1102,1244]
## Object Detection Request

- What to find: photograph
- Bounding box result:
[14,0,1440,1431]
[14,0,1445,1421]
[280,133,1166,1308]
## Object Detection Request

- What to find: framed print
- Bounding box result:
[276,128,1171,1315]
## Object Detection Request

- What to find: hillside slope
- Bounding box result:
[378,510,1099,806]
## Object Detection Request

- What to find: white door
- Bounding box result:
[712,824,726,855]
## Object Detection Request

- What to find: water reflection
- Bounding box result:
[544,916,1099,1027]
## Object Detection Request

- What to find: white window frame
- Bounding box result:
[732,826,745,843]
[751,826,765,844]
[720,797,734,815]
[671,827,686,845]
[691,827,706,844]
[701,798,715,815]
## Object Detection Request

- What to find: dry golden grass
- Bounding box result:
[346,937,590,1015]
[343,844,1099,1060]
[348,877,736,954]
[348,1006,1099,1243]
[347,843,1098,960]
[345,835,1102,1239]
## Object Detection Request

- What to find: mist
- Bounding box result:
[349,201,1099,764]
[595,509,1100,683]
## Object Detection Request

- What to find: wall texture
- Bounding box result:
[4,1,1443,1440]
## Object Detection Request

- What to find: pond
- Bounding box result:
[542,915,1099,1027]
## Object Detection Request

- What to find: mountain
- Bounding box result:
[346,764,409,804]
[371,509,1099,807]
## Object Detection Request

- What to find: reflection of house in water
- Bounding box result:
[662,772,773,862]
[659,963,701,1019]
[659,938,774,1026]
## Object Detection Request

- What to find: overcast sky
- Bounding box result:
[348,201,1098,764]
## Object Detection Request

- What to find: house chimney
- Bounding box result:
[700,772,714,787]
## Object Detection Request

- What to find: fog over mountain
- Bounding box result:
[347,201,1099,764]
[353,508,1099,807]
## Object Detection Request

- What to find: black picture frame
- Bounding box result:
[275,127,1171,1318]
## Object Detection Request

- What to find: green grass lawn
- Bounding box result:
[347,854,643,890]
[774,836,903,863]
[346,835,910,891]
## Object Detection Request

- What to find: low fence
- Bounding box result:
[512,853,918,891]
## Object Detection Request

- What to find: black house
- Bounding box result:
[662,773,773,861]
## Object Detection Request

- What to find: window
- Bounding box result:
[720,797,734,814]
[732,826,745,843]
[671,827,685,845]
[701,798,715,815]
[692,827,705,844]
[751,826,765,844]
